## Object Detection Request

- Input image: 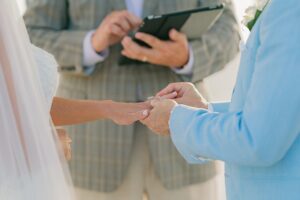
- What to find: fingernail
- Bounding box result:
[135,33,141,38]
[142,110,149,116]
[150,99,159,106]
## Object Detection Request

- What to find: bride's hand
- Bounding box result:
[108,101,151,125]
[57,128,72,161]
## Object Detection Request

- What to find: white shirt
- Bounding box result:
[82,0,194,75]
[126,0,144,18]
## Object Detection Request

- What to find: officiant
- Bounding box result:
[24,0,240,199]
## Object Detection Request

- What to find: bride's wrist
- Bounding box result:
[101,100,117,120]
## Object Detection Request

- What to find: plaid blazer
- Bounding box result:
[24,0,240,192]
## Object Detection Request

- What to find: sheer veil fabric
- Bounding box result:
[0,0,75,199]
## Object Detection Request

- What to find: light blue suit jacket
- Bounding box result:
[170,0,300,199]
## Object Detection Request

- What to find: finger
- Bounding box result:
[56,128,66,134]
[169,29,186,42]
[121,36,154,60]
[110,24,127,37]
[66,147,72,161]
[59,134,72,142]
[156,83,181,97]
[66,136,72,143]
[150,99,162,107]
[62,142,71,160]
[140,110,160,134]
[61,137,72,143]
[57,132,67,140]
[121,42,138,59]
[114,18,131,32]
[129,109,150,122]
[160,91,178,100]
[173,97,185,105]
[139,109,150,119]
[124,11,142,27]
[140,114,151,125]
[56,127,65,132]
[135,32,162,48]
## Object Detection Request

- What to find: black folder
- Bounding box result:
[119,4,224,65]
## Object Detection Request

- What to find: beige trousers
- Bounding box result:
[75,124,225,200]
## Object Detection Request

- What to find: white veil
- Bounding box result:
[0,0,75,199]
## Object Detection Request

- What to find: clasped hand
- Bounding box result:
[110,82,208,136]
[121,30,189,67]
[141,82,209,136]
[56,82,208,161]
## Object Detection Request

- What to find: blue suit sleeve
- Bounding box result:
[170,0,300,167]
[210,102,230,113]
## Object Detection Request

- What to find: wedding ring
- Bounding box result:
[142,56,148,62]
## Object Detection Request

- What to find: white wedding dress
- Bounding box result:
[32,45,58,110]
[0,0,75,199]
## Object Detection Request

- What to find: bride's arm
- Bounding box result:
[51,97,150,126]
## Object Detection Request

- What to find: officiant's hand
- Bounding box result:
[57,128,72,161]
[141,99,177,136]
[92,11,142,52]
[108,101,151,125]
[121,29,189,67]
[156,82,208,109]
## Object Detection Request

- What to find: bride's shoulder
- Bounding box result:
[31,44,57,67]
[31,44,59,110]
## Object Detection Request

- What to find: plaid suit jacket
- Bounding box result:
[24,0,240,192]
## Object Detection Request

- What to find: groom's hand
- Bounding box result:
[92,11,142,52]
[141,99,177,136]
[121,29,189,67]
[156,82,208,109]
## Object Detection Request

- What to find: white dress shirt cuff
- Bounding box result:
[83,31,109,67]
[172,46,194,75]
